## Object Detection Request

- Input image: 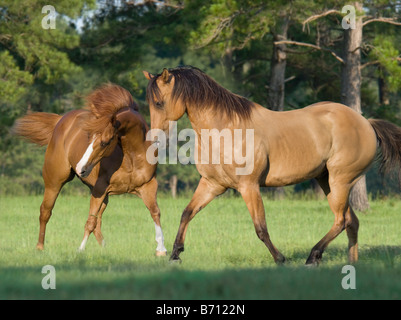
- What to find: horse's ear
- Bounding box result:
[113,119,121,130]
[161,68,171,83]
[111,114,121,130]
[142,71,154,80]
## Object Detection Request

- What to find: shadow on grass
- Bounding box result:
[2,245,401,300]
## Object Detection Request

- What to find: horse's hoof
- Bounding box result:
[169,257,182,264]
[275,254,286,265]
[156,250,167,257]
[305,249,322,266]
[305,261,319,268]
[305,258,320,267]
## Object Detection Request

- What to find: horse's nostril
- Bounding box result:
[80,168,88,177]
[79,164,94,178]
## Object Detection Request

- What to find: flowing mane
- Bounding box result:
[84,83,138,134]
[147,66,254,119]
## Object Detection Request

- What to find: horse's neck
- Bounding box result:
[120,132,145,156]
[186,106,224,132]
[117,112,147,157]
[186,103,263,132]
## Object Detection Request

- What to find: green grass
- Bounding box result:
[1,194,401,299]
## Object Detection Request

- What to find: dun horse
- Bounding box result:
[13,84,167,255]
[144,66,401,265]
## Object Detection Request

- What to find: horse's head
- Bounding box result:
[76,115,121,178]
[143,68,186,135]
[76,83,137,178]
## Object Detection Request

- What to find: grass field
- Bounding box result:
[1,194,401,300]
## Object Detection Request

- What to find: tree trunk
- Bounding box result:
[311,179,325,200]
[268,18,289,198]
[349,176,369,211]
[341,1,369,211]
[378,66,390,106]
[267,18,289,111]
[169,175,177,199]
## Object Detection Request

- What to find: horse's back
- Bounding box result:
[260,102,377,186]
[53,109,88,136]
[298,102,376,146]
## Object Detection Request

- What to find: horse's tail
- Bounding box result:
[368,119,401,175]
[12,112,62,146]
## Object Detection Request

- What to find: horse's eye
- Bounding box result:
[155,101,164,109]
[100,141,108,148]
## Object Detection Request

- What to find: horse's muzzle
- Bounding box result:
[78,164,93,178]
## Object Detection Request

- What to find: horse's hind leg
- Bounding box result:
[313,174,359,264]
[345,206,359,263]
[37,167,74,250]
[37,187,60,250]
[239,184,285,264]
[306,175,351,265]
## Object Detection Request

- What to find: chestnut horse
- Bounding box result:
[144,66,401,265]
[13,84,167,256]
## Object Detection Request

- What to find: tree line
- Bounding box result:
[1,0,401,208]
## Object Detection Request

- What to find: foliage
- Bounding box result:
[1,0,401,196]
[0,51,33,104]
[369,35,401,92]
[0,0,95,94]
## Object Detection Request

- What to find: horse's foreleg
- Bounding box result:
[93,195,108,248]
[137,177,167,256]
[78,194,107,252]
[170,177,226,262]
[239,184,286,264]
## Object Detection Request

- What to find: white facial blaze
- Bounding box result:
[76,138,95,176]
[155,223,167,253]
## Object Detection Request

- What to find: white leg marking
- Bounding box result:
[78,235,89,252]
[155,223,167,254]
[76,139,95,176]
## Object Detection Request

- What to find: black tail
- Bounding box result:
[369,119,401,176]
